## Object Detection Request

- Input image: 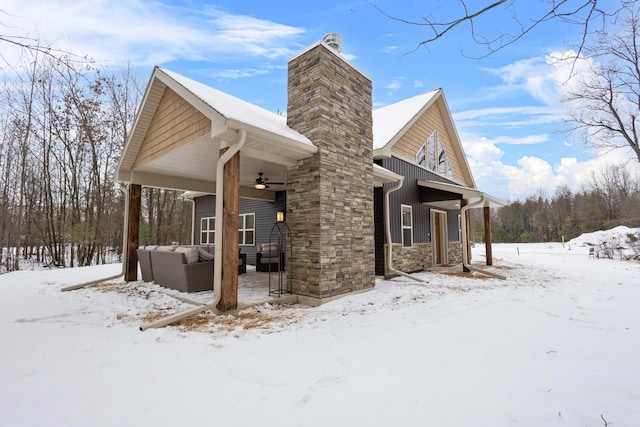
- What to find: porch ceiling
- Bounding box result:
[123,130,316,195]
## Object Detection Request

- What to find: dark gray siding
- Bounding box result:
[379,157,462,244]
[194,192,286,265]
[448,211,461,242]
[373,186,385,275]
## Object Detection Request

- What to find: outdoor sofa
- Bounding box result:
[137,245,246,293]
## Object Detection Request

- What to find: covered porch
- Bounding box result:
[116,67,317,314]
[417,179,504,269]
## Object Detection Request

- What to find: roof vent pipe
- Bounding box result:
[323,33,342,53]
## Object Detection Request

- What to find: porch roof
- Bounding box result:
[115,67,318,195]
[373,163,403,187]
[417,179,505,210]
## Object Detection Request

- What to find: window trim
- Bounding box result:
[238,213,255,246]
[401,204,413,247]
[201,213,256,246]
[200,216,215,244]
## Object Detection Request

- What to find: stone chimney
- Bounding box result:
[286,35,375,303]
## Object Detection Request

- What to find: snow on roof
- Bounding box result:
[159,67,313,146]
[372,89,440,150]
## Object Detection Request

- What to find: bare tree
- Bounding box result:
[0,44,144,269]
[367,0,631,58]
[0,9,86,69]
[564,2,640,163]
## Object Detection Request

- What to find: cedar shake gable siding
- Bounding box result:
[133,87,211,169]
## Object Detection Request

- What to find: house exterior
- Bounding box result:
[115,34,501,310]
[373,89,480,276]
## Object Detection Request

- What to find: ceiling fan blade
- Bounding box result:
[254,172,284,187]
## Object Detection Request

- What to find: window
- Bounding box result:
[401,205,413,247]
[201,217,215,244]
[417,131,454,179]
[201,213,255,245]
[239,213,255,246]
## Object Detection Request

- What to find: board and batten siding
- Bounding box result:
[194,192,286,265]
[389,98,466,185]
[133,87,211,168]
[378,157,462,245]
[373,186,386,276]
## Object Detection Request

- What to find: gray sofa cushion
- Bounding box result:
[197,247,214,262]
[175,246,199,264]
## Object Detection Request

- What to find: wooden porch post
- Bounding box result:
[461,199,470,273]
[484,206,493,266]
[125,184,141,282]
[217,148,239,311]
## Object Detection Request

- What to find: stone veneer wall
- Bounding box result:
[286,43,375,301]
[447,242,463,264]
[384,243,433,278]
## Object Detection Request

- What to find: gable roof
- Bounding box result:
[115,67,318,191]
[372,89,476,188]
[159,68,312,146]
[373,90,439,150]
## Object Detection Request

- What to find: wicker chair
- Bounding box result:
[136,248,154,282]
[256,243,284,272]
[149,250,214,293]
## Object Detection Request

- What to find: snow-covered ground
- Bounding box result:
[1,241,639,427]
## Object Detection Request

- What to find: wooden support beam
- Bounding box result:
[461,199,470,273]
[217,148,239,311]
[484,206,493,266]
[125,184,141,282]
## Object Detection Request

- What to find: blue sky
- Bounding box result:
[4,0,638,201]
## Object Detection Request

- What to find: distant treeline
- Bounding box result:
[471,165,640,243]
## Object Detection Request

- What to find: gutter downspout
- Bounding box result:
[384,177,425,283]
[140,128,247,331]
[460,195,506,280]
[61,183,129,291]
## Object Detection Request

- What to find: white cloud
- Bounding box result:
[341,52,358,61]
[491,135,549,145]
[205,68,270,79]
[381,46,399,54]
[485,50,596,107]
[385,79,402,90]
[453,50,634,200]
[1,0,306,66]
[460,130,640,201]
[504,156,556,196]
[454,105,566,129]
[486,56,561,105]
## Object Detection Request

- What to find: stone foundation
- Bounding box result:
[383,243,434,278]
[382,242,465,277]
[447,242,463,264]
